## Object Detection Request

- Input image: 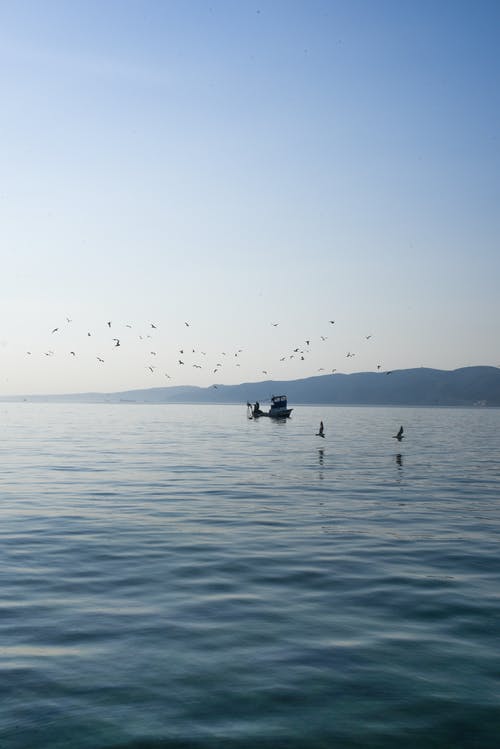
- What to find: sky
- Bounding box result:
[1,0,499,395]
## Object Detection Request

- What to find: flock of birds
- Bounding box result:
[27,316,405,443]
[27,317,393,387]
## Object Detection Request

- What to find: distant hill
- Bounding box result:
[3,367,500,407]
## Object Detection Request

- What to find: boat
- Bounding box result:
[247,395,293,419]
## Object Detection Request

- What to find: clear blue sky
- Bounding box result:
[1,0,499,395]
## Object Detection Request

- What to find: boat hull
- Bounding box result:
[253,409,293,419]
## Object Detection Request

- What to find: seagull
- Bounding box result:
[184,322,190,327]
[148,366,155,373]
[178,360,184,365]
[329,320,335,324]
[97,357,104,363]
[151,323,157,329]
[113,339,120,347]
[271,323,279,327]
[70,351,76,356]
[51,328,59,333]
[365,335,372,340]
[320,336,327,341]
[393,426,404,441]
[316,421,325,438]
[107,321,112,328]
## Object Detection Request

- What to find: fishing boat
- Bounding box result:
[247,395,293,419]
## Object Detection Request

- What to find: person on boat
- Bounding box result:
[253,401,261,416]
[316,421,325,438]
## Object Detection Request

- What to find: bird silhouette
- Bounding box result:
[393,426,404,441]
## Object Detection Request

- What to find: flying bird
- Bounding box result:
[107,321,112,328]
[51,328,59,333]
[184,322,190,327]
[97,357,104,363]
[316,421,325,438]
[113,339,120,347]
[178,360,184,365]
[151,323,157,329]
[393,426,404,441]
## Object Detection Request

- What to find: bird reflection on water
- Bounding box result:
[318,448,324,480]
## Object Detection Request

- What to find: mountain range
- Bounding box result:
[3,366,500,407]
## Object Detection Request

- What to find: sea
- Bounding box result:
[1,403,499,749]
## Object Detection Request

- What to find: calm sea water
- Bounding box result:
[1,403,499,749]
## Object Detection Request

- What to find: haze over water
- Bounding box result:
[1,403,500,748]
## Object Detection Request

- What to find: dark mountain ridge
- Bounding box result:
[3,366,500,406]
